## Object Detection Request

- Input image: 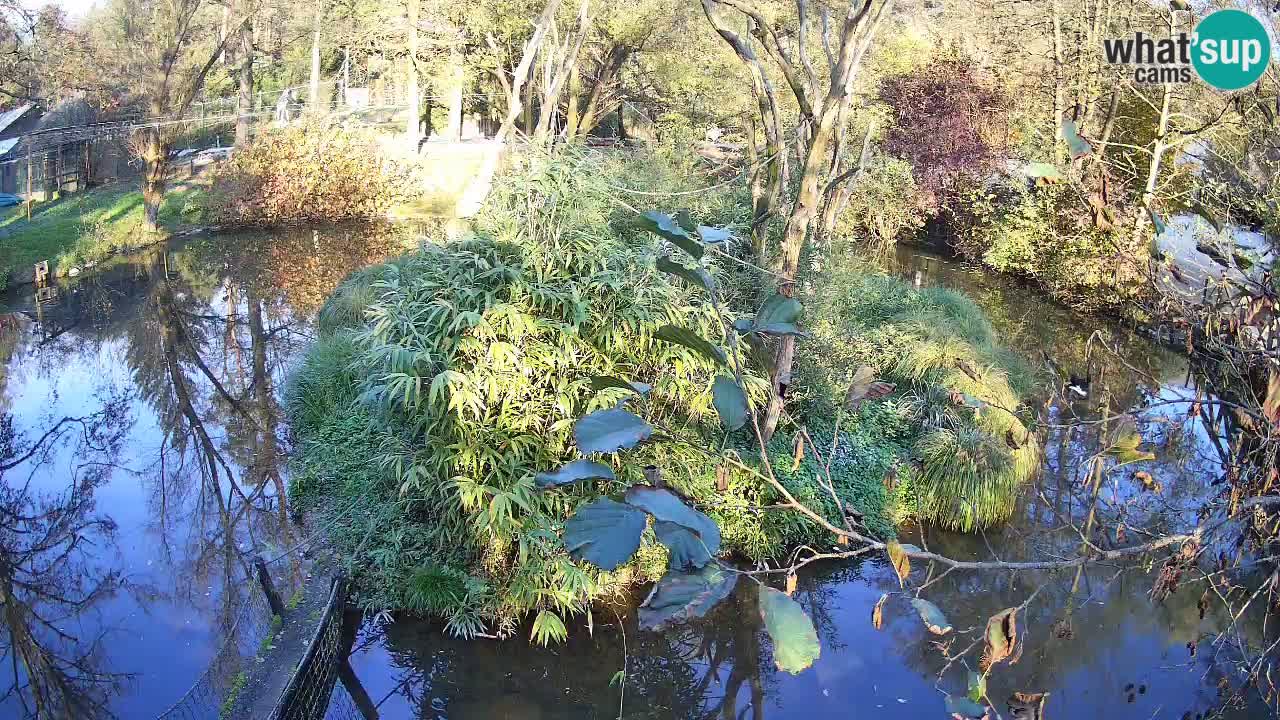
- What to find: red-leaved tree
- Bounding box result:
[880,59,1009,213]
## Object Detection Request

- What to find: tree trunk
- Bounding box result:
[818,119,874,242]
[1132,84,1172,245]
[699,0,782,260]
[447,50,464,141]
[564,62,583,138]
[496,0,560,142]
[759,0,892,441]
[534,0,590,143]
[309,0,323,113]
[406,0,420,143]
[1095,88,1121,162]
[141,128,168,232]
[572,44,632,138]
[235,15,254,147]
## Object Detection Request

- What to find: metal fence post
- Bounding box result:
[255,555,287,617]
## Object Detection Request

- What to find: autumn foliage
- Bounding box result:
[204,123,414,226]
[880,59,1010,211]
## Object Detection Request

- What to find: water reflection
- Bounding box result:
[340,247,1273,720]
[0,223,417,718]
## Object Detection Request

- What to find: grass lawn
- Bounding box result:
[0,182,204,284]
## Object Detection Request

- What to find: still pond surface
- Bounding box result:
[0,228,1268,719]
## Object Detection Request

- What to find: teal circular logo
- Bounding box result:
[1192,9,1271,91]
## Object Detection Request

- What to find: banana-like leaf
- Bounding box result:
[535,460,616,489]
[674,209,697,232]
[589,376,651,396]
[640,211,704,259]
[758,585,821,673]
[654,520,716,570]
[574,408,654,454]
[656,256,715,292]
[911,598,952,635]
[653,324,727,365]
[712,375,748,431]
[1022,162,1062,182]
[697,225,733,244]
[624,486,721,559]
[563,498,647,570]
[638,564,737,630]
[1061,117,1093,160]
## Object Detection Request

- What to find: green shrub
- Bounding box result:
[287,151,853,639]
[951,183,1147,311]
[834,156,927,255]
[796,256,1041,531]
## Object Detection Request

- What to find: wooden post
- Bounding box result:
[254,555,287,617]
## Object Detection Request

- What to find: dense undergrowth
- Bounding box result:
[797,259,1042,530]
[286,149,1040,638]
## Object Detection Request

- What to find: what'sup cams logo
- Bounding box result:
[1103,9,1271,90]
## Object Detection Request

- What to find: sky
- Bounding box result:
[22,0,97,20]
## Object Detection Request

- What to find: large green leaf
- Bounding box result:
[674,209,697,232]
[653,325,727,365]
[638,564,738,630]
[758,585,820,673]
[1104,416,1153,463]
[535,460,616,489]
[574,408,654,454]
[656,256,715,292]
[911,598,953,635]
[640,211,704,260]
[624,486,721,559]
[1147,208,1167,235]
[589,376,651,397]
[733,294,804,336]
[697,225,732,244]
[563,498,648,570]
[653,520,716,569]
[1061,117,1092,160]
[711,375,748,431]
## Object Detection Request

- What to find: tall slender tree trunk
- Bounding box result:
[1133,84,1172,245]
[235,16,254,147]
[447,50,464,141]
[496,0,560,142]
[141,127,168,232]
[760,0,893,440]
[1051,0,1065,164]
[571,44,632,138]
[1096,88,1121,162]
[309,0,323,113]
[406,0,420,142]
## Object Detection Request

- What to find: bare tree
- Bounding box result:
[103,0,246,231]
[701,0,895,440]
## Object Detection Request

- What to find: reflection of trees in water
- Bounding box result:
[371,574,865,720]
[0,396,133,719]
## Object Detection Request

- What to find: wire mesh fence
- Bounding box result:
[155,586,277,720]
[268,577,350,720]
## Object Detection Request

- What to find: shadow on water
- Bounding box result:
[337,247,1272,720]
[0,222,419,718]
